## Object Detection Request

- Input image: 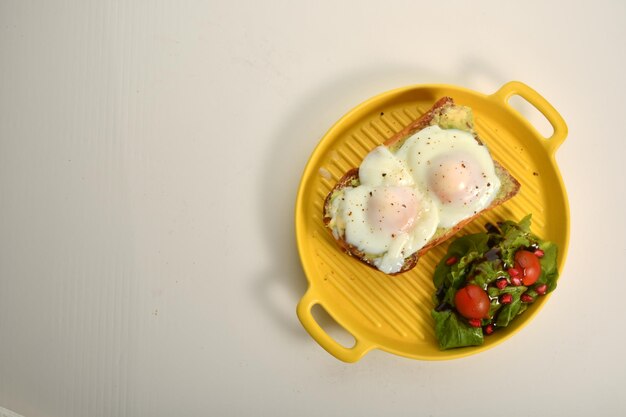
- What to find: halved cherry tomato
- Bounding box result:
[514,250,542,285]
[454,284,490,319]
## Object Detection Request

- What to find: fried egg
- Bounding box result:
[328,125,500,274]
[396,125,501,227]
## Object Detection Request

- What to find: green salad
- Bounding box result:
[431,215,559,350]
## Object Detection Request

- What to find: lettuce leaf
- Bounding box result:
[431,310,484,350]
[537,241,559,293]
[498,214,534,266]
[471,259,505,288]
[495,286,527,327]
[433,233,489,306]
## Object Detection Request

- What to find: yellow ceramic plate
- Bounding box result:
[295,81,569,362]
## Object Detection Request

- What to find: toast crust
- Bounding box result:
[322,98,521,275]
[384,97,455,148]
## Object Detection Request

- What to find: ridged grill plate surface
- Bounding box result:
[295,82,569,362]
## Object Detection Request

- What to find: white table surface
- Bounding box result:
[1,1,625,416]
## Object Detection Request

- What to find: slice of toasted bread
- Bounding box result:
[323,97,521,274]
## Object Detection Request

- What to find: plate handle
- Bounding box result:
[491,81,568,155]
[296,288,374,363]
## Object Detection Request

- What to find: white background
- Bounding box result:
[1,1,625,416]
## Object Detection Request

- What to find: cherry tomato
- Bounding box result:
[514,250,542,285]
[454,284,490,319]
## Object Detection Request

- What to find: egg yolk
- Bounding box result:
[427,153,485,205]
[366,186,419,235]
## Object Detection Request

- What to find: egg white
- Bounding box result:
[396,125,500,227]
[329,124,500,273]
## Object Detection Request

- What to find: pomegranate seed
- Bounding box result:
[468,318,482,327]
[508,267,521,277]
[496,278,508,289]
[535,284,548,295]
[534,249,545,258]
[446,256,458,266]
[521,293,534,303]
[510,276,522,286]
[484,324,495,335]
[500,293,513,304]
